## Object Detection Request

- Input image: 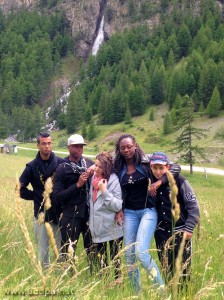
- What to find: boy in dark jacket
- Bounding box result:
[19,132,64,268]
[150,152,200,283]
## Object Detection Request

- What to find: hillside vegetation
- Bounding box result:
[0,0,224,167]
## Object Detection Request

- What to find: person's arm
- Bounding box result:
[19,166,34,200]
[53,165,87,205]
[180,179,200,238]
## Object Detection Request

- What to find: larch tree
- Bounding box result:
[207,86,222,118]
[173,95,207,174]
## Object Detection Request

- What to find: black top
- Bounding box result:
[53,156,94,219]
[19,152,64,224]
[155,174,200,233]
[121,169,149,210]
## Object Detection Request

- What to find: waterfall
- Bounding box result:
[92,16,104,55]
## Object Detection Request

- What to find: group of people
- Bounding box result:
[19,132,200,294]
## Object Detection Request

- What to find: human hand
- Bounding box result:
[98,179,107,193]
[149,179,162,197]
[77,172,89,188]
[183,231,193,240]
[87,165,95,176]
[115,210,124,226]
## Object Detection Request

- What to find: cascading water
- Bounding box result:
[92,15,104,55]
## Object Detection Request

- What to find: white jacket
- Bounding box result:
[89,173,123,243]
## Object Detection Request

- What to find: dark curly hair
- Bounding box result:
[95,152,113,181]
[113,134,145,176]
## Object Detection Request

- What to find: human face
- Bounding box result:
[68,144,84,161]
[37,137,52,159]
[119,138,136,161]
[94,159,103,177]
[150,164,170,179]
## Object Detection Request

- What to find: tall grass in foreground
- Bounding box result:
[0,154,224,299]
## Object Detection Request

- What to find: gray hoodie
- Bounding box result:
[89,173,123,243]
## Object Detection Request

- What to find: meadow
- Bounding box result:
[0,153,223,299]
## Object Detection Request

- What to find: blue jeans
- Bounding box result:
[124,208,164,292]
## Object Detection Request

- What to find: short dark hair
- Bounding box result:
[37,132,50,144]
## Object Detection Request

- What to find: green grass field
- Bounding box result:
[0,153,223,299]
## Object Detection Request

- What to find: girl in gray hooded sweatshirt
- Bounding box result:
[89,152,123,278]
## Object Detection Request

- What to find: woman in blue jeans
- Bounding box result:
[113,134,180,293]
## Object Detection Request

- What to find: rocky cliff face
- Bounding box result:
[0,0,161,58]
[0,0,37,14]
[1,1,222,59]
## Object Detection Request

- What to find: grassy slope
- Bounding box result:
[2,102,223,167]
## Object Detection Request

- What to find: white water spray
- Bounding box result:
[92,16,104,55]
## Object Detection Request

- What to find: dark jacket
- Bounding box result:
[19,152,64,224]
[118,155,181,208]
[53,156,94,219]
[155,174,200,233]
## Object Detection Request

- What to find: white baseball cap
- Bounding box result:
[68,134,87,146]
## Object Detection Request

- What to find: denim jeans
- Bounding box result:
[34,218,61,268]
[123,207,164,292]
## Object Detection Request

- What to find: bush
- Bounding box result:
[144,133,162,144]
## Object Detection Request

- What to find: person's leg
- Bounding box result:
[59,216,81,259]
[174,232,192,284]
[82,215,96,275]
[96,242,108,272]
[109,237,123,279]
[123,208,141,293]
[51,222,62,256]
[34,217,49,268]
[135,208,164,288]
[155,228,173,282]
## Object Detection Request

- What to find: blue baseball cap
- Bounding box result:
[150,151,169,165]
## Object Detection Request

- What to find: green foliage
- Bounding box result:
[207,86,222,117]
[0,10,72,116]
[88,119,97,141]
[81,122,88,138]
[144,133,162,144]
[149,108,155,121]
[163,112,173,134]
[173,95,207,173]
[66,89,85,134]
[124,105,132,124]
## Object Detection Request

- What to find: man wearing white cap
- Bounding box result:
[53,134,95,269]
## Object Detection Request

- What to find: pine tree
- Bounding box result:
[173,95,207,174]
[84,105,93,124]
[198,102,205,116]
[124,104,132,124]
[149,108,155,121]
[207,86,222,117]
[81,122,88,138]
[88,118,97,140]
[139,60,151,104]
[177,23,192,57]
[163,112,172,134]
